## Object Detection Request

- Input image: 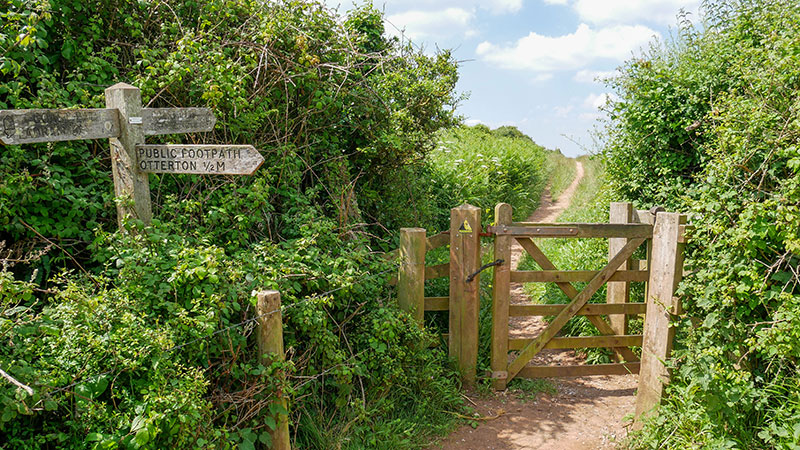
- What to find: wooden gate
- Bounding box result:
[487,202,687,419]
[390,201,688,419]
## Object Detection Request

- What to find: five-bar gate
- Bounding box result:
[391,201,688,420]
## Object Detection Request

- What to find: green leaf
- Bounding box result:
[264,415,276,431]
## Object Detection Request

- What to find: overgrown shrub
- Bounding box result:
[601,1,800,447]
[0,0,467,447]
[425,125,551,227]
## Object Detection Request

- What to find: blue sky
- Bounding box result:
[327,0,701,157]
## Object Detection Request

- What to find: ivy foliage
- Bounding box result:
[602,1,800,447]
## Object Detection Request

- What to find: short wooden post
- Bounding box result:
[635,212,686,426]
[398,228,426,324]
[491,203,512,390]
[257,291,291,450]
[607,202,634,336]
[449,204,481,388]
[104,83,153,229]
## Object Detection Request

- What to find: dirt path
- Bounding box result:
[428,160,638,450]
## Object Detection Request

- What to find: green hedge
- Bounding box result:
[601,1,800,447]
[0,1,466,448]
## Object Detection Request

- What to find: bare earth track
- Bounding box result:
[428,161,638,450]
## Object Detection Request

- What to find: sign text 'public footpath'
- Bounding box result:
[136,144,264,175]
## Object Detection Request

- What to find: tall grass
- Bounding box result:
[425,126,551,225]
[546,151,577,201]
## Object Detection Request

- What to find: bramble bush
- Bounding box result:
[600,1,800,447]
[0,0,469,448]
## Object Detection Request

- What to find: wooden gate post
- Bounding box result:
[257,291,291,450]
[607,202,634,336]
[449,204,481,388]
[398,228,426,324]
[635,212,686,425]
[104,83,153,229]
[491,203,512,390]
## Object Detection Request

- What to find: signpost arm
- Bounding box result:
[105,83,152,229]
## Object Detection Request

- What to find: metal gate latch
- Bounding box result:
[466,259,505,282]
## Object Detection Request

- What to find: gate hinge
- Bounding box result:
[491,371,508,380]
[466,259,505,282]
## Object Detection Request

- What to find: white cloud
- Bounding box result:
[476,23,657,73]
[572,0,700,26]
[531,73,554,83]
[543,0,568,5]
[385,8,474,41]
[573,69,619,83]
[554,105,573,118]
[464,118,485,126]
[486,0,523,14]
[583,93,616,109]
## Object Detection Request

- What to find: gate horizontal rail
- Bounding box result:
[511,269,649,283]
[509,335,643,350]
[519,362,641,378]
[509,302,646,316]
[488,223,654,238]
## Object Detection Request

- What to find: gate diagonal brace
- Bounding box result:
[466,259,505,282]
[515,237,639,362]
[506,237,646,379]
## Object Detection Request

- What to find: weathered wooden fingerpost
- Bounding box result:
[398,228,426,324]
[491,203,512,390]
[635,212,686,426]
[449,204,481,388]
[105,83,153,229]
[607,202,634,337]
[257,291,291,450]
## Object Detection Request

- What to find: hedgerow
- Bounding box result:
[1,0,470,448]
[601,1,800,447]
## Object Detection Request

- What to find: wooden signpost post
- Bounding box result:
[0,82,264,230]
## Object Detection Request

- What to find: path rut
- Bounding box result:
[428,160,637,450]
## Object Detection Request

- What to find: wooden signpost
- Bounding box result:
[0,82,264,230]
[0,109,120,144]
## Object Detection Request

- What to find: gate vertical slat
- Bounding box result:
[635,212,686,425]
[398,228,426,325]
[490,203,513,390]
[608,202,634,338]
[449,204,481,388]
